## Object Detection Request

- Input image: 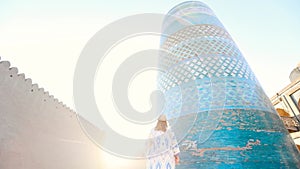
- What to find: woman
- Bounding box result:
[146,114,180,169]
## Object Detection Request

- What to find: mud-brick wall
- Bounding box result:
[0,58,103,169]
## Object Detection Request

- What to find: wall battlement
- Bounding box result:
[0,57,102,169]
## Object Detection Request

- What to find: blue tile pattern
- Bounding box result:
[159,1,300,168]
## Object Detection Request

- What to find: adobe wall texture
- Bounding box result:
[0,58,103,169]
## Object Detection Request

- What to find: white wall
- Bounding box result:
[0,58,103,169]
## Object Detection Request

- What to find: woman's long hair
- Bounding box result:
[155,120,168,132]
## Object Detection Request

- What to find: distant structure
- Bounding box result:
[290,62,300,83]
[0,57,103,169]
[159,1,300,168]
[271,63,300,150]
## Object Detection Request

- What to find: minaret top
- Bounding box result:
[167,1,210,15]
[161,1,224,44]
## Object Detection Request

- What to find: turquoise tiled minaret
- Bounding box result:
[158,1,300,168]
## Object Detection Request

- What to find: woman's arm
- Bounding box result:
[174,154,180,164]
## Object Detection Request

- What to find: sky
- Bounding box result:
[1,0,300,168]
[1,0,300,110]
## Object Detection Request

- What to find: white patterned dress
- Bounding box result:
[146,128,180,169]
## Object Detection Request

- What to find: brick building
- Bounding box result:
[270,63,300,149]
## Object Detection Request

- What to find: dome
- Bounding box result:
[289,62,300,82]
